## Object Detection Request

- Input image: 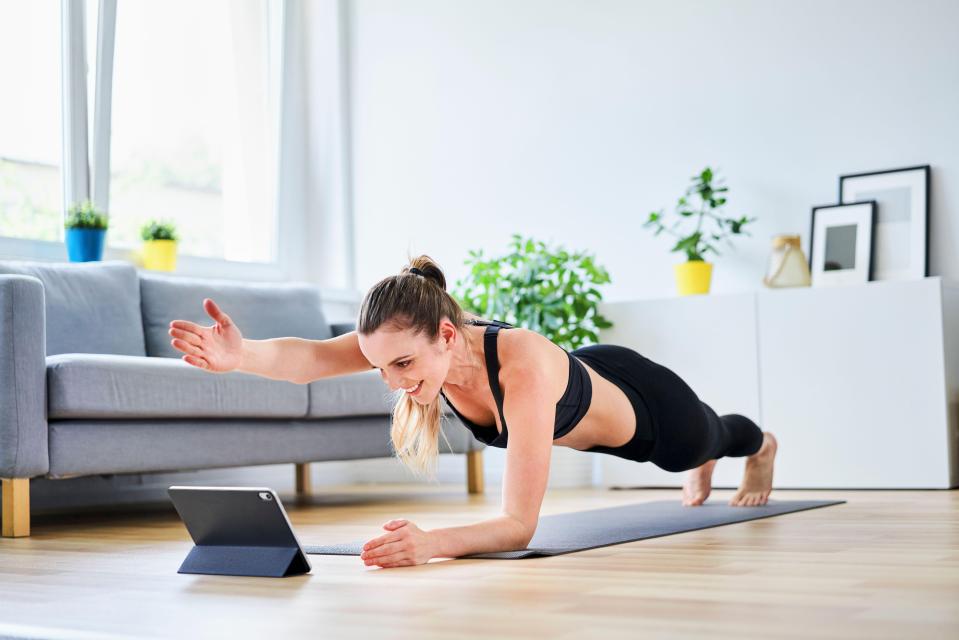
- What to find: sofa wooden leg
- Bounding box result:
[295,463,312,496]
[466,450,484,494]
[2,478,30,538]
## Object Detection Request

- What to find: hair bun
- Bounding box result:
[404,255,447,290]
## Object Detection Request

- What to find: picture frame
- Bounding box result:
[808,201,876,287]
[839,165,930,281]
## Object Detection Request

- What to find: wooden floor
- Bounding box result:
[0,484,956,640]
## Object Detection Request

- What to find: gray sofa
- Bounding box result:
[0,260,485,537]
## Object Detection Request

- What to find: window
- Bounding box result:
[0,0,61,241]
[108,0,280,262]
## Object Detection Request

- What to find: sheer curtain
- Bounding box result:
[107,0,279,263]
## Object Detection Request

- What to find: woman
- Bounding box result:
[168,255,777,568]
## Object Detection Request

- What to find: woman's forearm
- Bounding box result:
[236,332,374,384]
[237,337,318,384]
[429,515,531,558]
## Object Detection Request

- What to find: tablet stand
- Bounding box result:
[177,544,311,578]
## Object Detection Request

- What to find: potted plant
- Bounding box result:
[644,167,756,296]
[64,200,108,262]
[140,219,179,272]
[451,233,613,350]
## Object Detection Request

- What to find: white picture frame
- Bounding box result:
[809,201,876,287]
[839,165,930,281]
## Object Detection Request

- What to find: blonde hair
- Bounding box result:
[357,254,476,480]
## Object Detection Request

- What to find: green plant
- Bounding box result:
[64,200,108,230]
[140,219,179,242]
[451,234,613,350]
[644,167,755,262]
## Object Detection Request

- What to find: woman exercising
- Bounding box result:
[168,255,777,568]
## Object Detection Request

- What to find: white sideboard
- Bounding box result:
[595,277,959,489]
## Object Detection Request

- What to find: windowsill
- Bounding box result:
[0,235,361,304]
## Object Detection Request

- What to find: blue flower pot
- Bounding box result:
[65,228,107,262]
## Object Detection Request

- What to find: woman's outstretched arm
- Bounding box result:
[239,330,374,384]
[169,297,373,383]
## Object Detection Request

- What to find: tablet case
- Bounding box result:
[178,543,311,578]
[168,486,312,578]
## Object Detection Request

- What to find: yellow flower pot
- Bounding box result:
[674,260,712,296]
[142,239,178,272]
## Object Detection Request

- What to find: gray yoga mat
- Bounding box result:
[304,498,845,559]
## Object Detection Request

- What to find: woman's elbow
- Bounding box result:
[509,518,536,549]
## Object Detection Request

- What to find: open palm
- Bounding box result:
[167,298,244,372]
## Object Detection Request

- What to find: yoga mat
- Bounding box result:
[304,498,845,559]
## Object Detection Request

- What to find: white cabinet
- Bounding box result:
[595,277,959,489]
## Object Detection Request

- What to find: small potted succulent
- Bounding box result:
[64,200,109,262]
[644,167,756,296]
[140,219,180,272]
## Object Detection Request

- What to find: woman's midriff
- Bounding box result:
[552,358,638,451]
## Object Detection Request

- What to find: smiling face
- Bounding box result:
[358,320,454,404]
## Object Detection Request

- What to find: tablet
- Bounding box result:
[167,485,312,578]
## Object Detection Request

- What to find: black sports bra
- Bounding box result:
[438,318,592,448]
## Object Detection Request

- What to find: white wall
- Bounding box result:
[347,0,959,301]
[339,0,959,489]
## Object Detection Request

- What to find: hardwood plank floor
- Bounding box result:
[0,485,956,639]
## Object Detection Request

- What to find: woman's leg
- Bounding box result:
[635,354,777,506]
[639,359,764,473]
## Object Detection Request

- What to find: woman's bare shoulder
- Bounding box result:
[498,327,568,394]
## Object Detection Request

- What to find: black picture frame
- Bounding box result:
[808,201,877,287]
[838,164,930,280]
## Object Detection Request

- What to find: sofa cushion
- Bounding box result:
[140,272,334,358]
[0,260,146,357]
[307,369,455,419]
[47,353,309,419]
[307,370,397,418]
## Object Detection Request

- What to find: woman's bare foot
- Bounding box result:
[682,458,717,506]
[729,431,777,506]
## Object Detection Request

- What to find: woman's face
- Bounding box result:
[358,323,451,404]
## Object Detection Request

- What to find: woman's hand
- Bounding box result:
[168,298,245,373]
[360,519,435,568]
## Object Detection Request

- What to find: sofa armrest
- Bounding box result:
[0,275,49,478]
[330,321,356,337]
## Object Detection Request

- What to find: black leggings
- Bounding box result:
[570,344,764,473]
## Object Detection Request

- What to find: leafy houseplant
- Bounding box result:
[140,219,180,272]
[451,234,613,351]
[644,167,756,295]
[64,200,108,262]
